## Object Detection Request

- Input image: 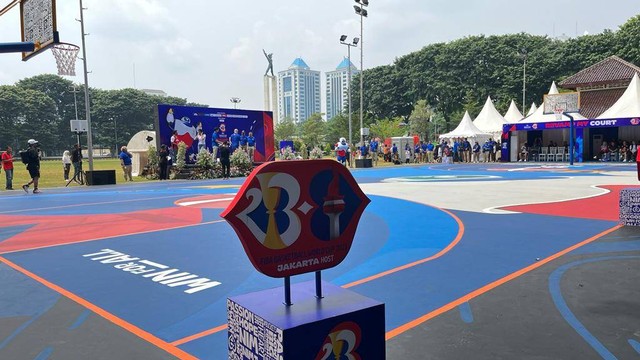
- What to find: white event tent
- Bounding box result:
[503,100,524,123]
[597,73,640,119]
[526,103,538,116]
[439,111,492,144]
[472,96,507,139]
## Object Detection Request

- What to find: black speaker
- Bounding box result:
[85,170,116,186]
[355,159,372,168]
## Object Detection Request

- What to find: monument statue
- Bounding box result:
[263,49,274,77]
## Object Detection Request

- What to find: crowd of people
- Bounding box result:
[594,139,639,162]
[335,137,503,166]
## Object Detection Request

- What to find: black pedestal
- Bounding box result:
[355,158,372,168]
[85,170,116,186]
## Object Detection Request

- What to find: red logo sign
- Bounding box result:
[221,160,370,278]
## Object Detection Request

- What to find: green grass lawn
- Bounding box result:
[6,158,151,191]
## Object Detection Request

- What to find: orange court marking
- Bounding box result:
[343,207,465,289]
[171,324,229,346]
[0,256,197,360]
[384,224,623,340]
[170,205,465,346]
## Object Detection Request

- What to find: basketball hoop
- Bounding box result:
[51,43,80,76]
[554,107,564,121]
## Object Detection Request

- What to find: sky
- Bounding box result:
[0,0,638,113]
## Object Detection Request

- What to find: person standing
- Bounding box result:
[219,141,231,179]
[71,143,84,184]
[211,127,220,161]
[246,131,256,162]
[369,138,379,166]
[22,139,41,194]
[196,129,207,153]
[119,146,133,182]
[62,150,71,182]
[239,130,248,153]
[158,144,169,180]
[1,146,14,190]
[230,129,241,153]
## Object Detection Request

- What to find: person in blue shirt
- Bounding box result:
[426,141,434,163]
[391,143,399,163]
[119,146,133,182]
[211,127,220,160]
[369,138,379,166]
[452,140,460,163]
[239,130,248,152]
[415,142,422,163]
[230,128,241,153]
[246,131,256,162]
[359,143,368,159]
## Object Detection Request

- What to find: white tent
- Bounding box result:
[504,100,524,122]
[519,82,587,123]
[127,130,156,176]
[526,102,538,116]
[440,111,492,143]
[472,96,507,139]
[597,73,640,119]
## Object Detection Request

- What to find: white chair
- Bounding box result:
[540,147,548,162]
[555,147,565,162]
[548,147,557,162]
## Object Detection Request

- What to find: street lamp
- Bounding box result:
[230,97,241,109]
[340,35,359,148]
[518,49,527,115]
[354,0,368,146]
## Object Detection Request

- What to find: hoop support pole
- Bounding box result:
[0,42,35,54]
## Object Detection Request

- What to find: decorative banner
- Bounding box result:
[156,104,275,162]
[221,160,370,278]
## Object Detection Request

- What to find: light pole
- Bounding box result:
[78,0,94,172]
[112,117,117,156]
[518,49,527,115]
[354,0,368,146]
[340,35,359,148]
[230,97,241,109]
[70,85,81,144]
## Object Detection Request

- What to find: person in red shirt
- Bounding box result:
[1,146,13,190]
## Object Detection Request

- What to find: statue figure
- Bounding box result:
[263,49,274,77]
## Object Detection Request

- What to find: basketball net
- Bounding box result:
[554,107,564,121]
[51,43,80,76]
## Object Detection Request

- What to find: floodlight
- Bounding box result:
[354,5,361,13]
[353,37,359,45]
[362,9,368,17]
[340,35,348,42]
[362,0,369,5]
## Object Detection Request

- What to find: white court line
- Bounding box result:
[176,197,235,207]
[0,194,190,214]
[483,184,612,214]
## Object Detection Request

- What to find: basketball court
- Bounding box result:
[0,162,639,359]
[2,2,639,359]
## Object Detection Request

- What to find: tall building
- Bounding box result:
[278,58,321,123]
[325,57,359,121]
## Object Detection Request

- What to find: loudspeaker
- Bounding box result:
[355,158,372,168]
[85,170,116,186]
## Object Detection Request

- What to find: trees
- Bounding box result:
[368,117,406,140]
[300,113,326,148]
[409,100,433,140]
[616,15,640,65]
[274,117,297,142]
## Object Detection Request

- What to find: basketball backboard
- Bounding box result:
[543,92,580,114]
[20,0,58,60]
[70,119,88,133]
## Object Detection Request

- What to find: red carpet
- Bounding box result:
[501,185,639,222]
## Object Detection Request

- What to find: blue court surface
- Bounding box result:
[0,162,638,359]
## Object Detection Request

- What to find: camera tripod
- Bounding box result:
[66,164,86,187]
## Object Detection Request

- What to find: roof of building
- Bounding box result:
[289,57,310,70]
[597,73,640,119]
[336,57,356,70]
[559,56,640,88]
[579,88,626,119]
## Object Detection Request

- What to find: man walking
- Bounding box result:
[71,143,84,184]
[119,146,133,182]
[22,139,41,194]
[1,146,13,190]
